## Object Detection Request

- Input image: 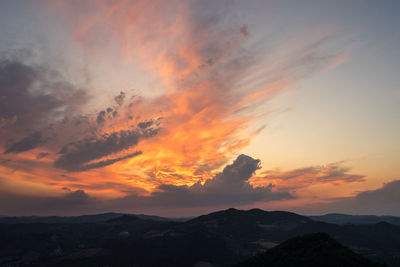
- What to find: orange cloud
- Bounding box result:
[0,0,347,202]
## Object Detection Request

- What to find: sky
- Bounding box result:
[0,0,399,217]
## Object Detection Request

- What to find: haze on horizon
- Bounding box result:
[0,0,399,217]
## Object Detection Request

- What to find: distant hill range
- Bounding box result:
[0,212,192,224]
[309,213,400,225]
[0,208,399,266]
[2,212,398,225]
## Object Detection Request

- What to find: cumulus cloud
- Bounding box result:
[54,126,158,172]
[110,154,293,209]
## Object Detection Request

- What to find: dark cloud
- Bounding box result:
[0,54,160,173]
[0,59,61,129]
[0,56,89,155]
[96,108,119,124]
[137,119,156,129]
[114,91,126,106]
[4,132,46,154]
[67,181,147,195]
[0,58,88,130]
[54,126,158,171]
[96,110,106,124]
[77,151,142,171]
[0,189,94,216]
[300,180,400,216]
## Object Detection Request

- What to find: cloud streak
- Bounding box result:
[54,126,158,172]
[4,132,46,154]
[250,162,365,192]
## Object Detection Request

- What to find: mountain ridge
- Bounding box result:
[0,208,399,266]
[2,209,400,225]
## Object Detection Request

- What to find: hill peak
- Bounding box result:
[236,233,385,267]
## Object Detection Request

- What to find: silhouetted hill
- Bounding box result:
[235,233,385,267]
[309,213,400,225]
[190,208,310,225]
[181,208,311,253]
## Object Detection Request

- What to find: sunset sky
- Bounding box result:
[0,0,399,216]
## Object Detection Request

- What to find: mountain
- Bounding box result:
[191,208,310,225]
[235,233,385,267]
[309,213,400,225]
[0,208,399,266]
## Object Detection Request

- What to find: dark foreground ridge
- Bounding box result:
[235,233,385,267]
[0,208,398,266]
